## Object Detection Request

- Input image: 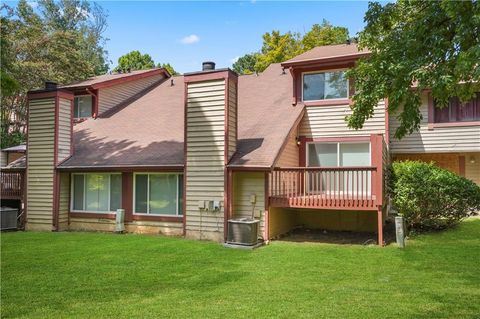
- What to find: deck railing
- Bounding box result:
[1,171,24,199]
[268,166,382,210]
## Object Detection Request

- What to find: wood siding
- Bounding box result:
[227,79,237,160]
[299,101,386,138]
[57,97,71,163]
[97,74,165,114]
[464,152,480,185]
[58,172,70,230]
[26,98,55,230]
[185,79,226,241]
[389,94,480,153]
[276,125,299,167]
[232,172,266,236]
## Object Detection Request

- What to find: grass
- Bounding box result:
[1,220,479,319]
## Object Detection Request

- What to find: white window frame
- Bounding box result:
[306,141,371,167]
[73,95,93,119]
[70,173,122,213]
[301,69,349,102]
[133,173,183,217]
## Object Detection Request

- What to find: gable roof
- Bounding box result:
[281,43,370,67]
[60,68,169,90]
[59,63,303,169]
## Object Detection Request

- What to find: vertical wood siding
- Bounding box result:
[232,172,266,236]
[57,98,71,163]
[58,172,70,229]
[464,152,480,185]
[276,125,299,167]
[26,98,55,230]
[227,80,237,160]
[97,74,165,114]
[299,101,386,138]
[389,94,480,153]
[185,79,226,241]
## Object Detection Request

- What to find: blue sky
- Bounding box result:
[8,1,372,73]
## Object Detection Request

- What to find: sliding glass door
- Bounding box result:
[307,142,371,195]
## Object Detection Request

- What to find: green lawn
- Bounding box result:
[1,220,479,318]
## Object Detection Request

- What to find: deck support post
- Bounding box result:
[377,207,384,246]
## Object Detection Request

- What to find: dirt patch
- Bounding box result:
[276,220,396,246]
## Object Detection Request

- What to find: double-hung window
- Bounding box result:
[71,173,122,212]
[303,70,348,101]
[434,94,480,123]
[307,142,371,194]
[134,174,183,216]
[74,95,93,118]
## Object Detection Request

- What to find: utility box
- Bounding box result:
[227,218,259,246]
[115,209,125,233]
[1,207,18,230]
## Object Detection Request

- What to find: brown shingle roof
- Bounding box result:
[281,43,370,67]
[60,76,184,168]
[59,63,303,169]
[61,68,168,89]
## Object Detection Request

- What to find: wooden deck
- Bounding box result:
[270,193,378,210]
[268,167,383,210]
[1,171,24,200]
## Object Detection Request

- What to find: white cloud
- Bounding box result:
[230,56,240,64]
[180,34,200,45]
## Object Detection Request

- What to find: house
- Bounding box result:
[1,144,26,167]
[2,43,479,245]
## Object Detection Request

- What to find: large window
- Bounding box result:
[74,95,93,118]
[71,173,121,212]
[303,70,348,101]
[434,94,480,123]
[134,174,183,216]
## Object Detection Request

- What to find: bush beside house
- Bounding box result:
[388,161,480,231]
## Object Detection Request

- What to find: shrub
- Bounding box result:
[388,160,480,231]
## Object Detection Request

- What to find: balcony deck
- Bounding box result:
[268,167,383,211]
[1,171,24,200]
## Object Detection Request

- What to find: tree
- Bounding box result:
[302,20,349,51]
[157,63,179,76]
[255,30,301,72]
[232,53,259,75]
[251,21,349,73]
[115,50,155,71]
[347,0,480,139]
[1,0,109,148]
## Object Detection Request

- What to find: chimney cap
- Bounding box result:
[45,81,58,90]
[202,61,216,71]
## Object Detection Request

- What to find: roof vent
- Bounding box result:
[202,61,215,71]
[45,81,58,90]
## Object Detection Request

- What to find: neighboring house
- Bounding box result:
[1,144,26,167]
[2,43,479,245]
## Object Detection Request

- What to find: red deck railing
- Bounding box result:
[1,171,24,200]
[268,166,383,210]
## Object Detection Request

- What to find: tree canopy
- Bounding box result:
[232,20,349,74]
[1,0,109,148]
[157,63,179,76]
[114,51,179,75]
[232,53,259,75]
[348,0,480,139]
[115,50,155,71]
